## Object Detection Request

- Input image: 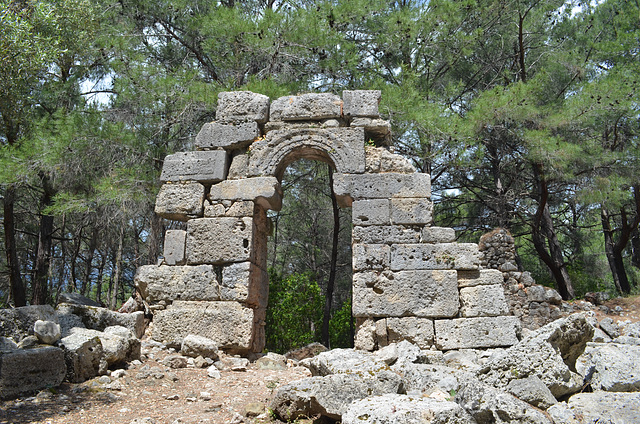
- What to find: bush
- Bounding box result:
[329,299,354,348]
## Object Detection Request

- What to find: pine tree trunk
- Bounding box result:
[3,185,26,307]
[110,224,125,310]
[32,173,55,305]
[82,228,98,296]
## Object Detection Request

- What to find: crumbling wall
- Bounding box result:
[136,90,521,354]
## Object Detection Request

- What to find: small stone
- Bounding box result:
[244,402,264,417]
[166,394,180,400]
[207,365,221,379]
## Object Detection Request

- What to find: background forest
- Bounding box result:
[1,0,639,349]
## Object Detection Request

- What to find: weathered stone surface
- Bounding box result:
[0,305,57,341]
[352,225,421,245]
[342,90,381,118]
[352,244,390,271]
[506,376,557,410]
[154,182,206,221]
[353,270,458,318]
[152,301,254,351]
[227,153,249,179]
[163,230,186,265]
[69,326,139,366]
[599,317,620,339]
[34,319,61,344]
[457,269,504,288]
[343,394,476,424]
[576,342,640,392]
[435,316,521,350]
[393,362,475,394]
[390,243,480,271]
[459,284,509,317]
[159,151,228,183]
[306,348,388,377]
[216,91,270,124]
[0,337,17,352]
[221,261,250,302]
[57,304,145,339]
[334,173,431,205]
[59,332,105,382]
[421,226,456,244]
[134,264,219,304]
[477,314,592,398]
[195,121,259,150]
[208,177,282,211]
[352,199,390,226]
[247,128,365,178]
[58,292,101,307]
[0,346,66,399]
[383,317,435,349]
[364,146,414,173]
[270,93,342,121]
[352,118,392,145]
[354,318,377,351]
[256,352,287,370]
[270,371,403,421]
[547,392,640,424]
[185,217,253,264]
[456,377,552,423]
[390,198,433,225]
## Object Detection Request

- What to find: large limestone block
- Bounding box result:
[270,372,403,422]
[353,244,390,271]
[457,269,504,288]
[56,304,145,339]
[459,284,509,317]
[195,121,259,150]
[247,128,365,178]
[343,394,475,424]
[352,225,421,245]
[477,314,593,398]
[58,332,104,382]
[134,264,220,303]
[152,301,255,351]
[390,198,433,225]
[390,243,480,271]
[185,217,254,264]
[154,182,205,221]
[383,317,435,349]
[0,346,66,399]
[216,91,270,124]
[353,270,459,318]
[334,173,431,207]
[270,93,342,121]
[352,199,390,226]
[70,326,140,366]
[342,90,381,118]
[435,316,521,350]
[0,304,57,340]
[548,392,640,424]
[576,342,640,391]
[421,227,456,243]
[159,150,228,183]
[163,229,186,265]
[208,177,282,211]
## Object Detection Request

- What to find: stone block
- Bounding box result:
[333,173,431,206]
[352,225,421,245]
[364,146,414,173]
[459,284,509,317]
[59,332,104,383]
[421,227,456,243]
[353,270,458,318]
[342,90,381,117]
[185,217,254,265]
[270,93,342,121]
[457,269,504,288]
[209,177,282,211]
[204,200,254,218]
[228,153,249,179]
[221,261,250,302]
[152,301,255,351]
[134,264,219,303]
[0,304,57,341]
[390,197,433,225]
[154,182,205,221]
[34,320,61,344]
[216,91,270,124]
[195,121,259,150]
[434,316,521,350]
[390,243,480,271]
[352,199,390,226]
[385,317,435,349]
[163,230,186,265]
[160,150,228,183]
[56,304,145,339]
[353,244,390,271]
[0,346,66,399]
[354,318,377,351]
[247,128,365,178]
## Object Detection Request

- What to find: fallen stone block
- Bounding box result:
[59,331,105,382]
[506,375,557,410]
[58,292,101,307]
[154,182,205,221]
[216,91,270,124]
[57,304,145,339]
[0,304,57,341]
[159,150,228,183]
[270,93,342,121]
[0,346,66,399]
[306,348,389,377]
[134,264,220,304]
[390,243,480,271]
[576,342,640,392]
[393,362,476,395]
[353,270,458,318]
[195,121,259,150]
[435,316,521,350]
[69,326,139,366]
[343,394,475,424]
[547,392,640,424]
[208,177,282,211]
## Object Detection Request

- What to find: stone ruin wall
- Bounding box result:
[134,90,521,355]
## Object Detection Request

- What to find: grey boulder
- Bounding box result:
[548,392,640,424]
[34,319,61,345]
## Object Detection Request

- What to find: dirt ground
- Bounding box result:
[2,294,639,424]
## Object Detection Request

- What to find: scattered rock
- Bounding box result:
[577,342,640,392]
[33,320,61,344]
[180,334,219,360]
[548,392,640,424]
[163,355,188,369]
[243,402,264,417]
[505,375,557,409]
[207,365,221,379]
[256,352,287,370]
